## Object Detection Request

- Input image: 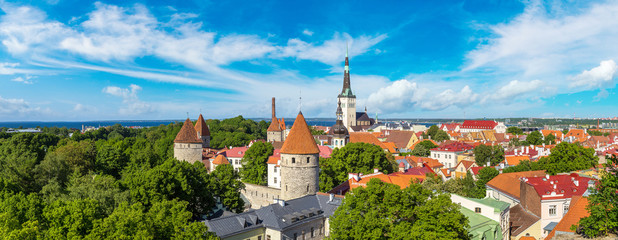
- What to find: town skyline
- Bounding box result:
[2,0,618,121]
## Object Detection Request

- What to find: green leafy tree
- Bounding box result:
[0,191,45,238]
[544,133,556,145]
[212,164,245,213]
[525,131,543,145]
[541,142,597,175]
[411,140,438,157]
[240,141,273,185]
[65,174,129,215]
[473,145,504,166]
[474,167,499,198]
[43,198,103,239]
[123,158,216,218]
[52,140,97,175]
[319,142,394,192]
[575,156,618,237]
[433,130,450,142]
[506,126,524,135]
[329,179,470,239]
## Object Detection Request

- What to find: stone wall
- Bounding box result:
[242,183,281,209]
[267,130,283,142]
[173,143,202,164]
[280,153,319,200]
[281,217,327,240]
[200,136,210,148]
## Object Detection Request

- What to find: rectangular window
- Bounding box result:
[549,205,556,216]
[564,205,570,215]
[475,207,481,213]
[292,158,296,163]
[274,177,277,184]
[307,157,310,163]
[293,233,297,240]
[274,167,277,173]
[311,227,315,237]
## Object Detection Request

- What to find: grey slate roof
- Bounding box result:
[543,222,558,231]
[204,194,343,238]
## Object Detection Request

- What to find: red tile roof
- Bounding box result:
[441,123,461,131]
[523,174,594,200]
[317,145,333,158]
[470,166,484,175]
[431,141,473,152]
[194,114,210,137]
[349,132,387,149]
[225,146,248,158]
[461,120,498,130]
[280,112,320,154]
[174,118,202,143]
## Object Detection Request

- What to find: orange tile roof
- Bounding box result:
[541,130,563,139]
[519,237,536,240]
[349,132,387,149]
[505,155,530,166]
[545,196,589,240]
[267,117,282,131]
[280,112,320,154]
[174,118,202,143]
[486,170,546,200]
[194,114,210,137]
[422,157,444,168]
[348,172,426,191]
[382,142,397,153]
[458,160,476,169]
[212,154,229,165]
[267,156,280,165]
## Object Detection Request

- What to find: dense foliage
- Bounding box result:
[575,156,618,237]
[0,119,253,239]
[506,126,523,135]
[329,179,470,239]
[423,125,450,142]
[240,141,274,185]
[422,172,477,198]
[319,142,395,192]
[410,140,438,157]
[207,116,268,148]
[503,142,598,175]
[473,145,504,166]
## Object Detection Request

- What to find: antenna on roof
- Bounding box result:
[299,89,302,112]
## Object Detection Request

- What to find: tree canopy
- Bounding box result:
[424,125,450,142]
[319,142,394,192]
[575,156,618,237]
[0,119,252,238]
[329,179,470,240]
[506,126,524,135]
[503,142,598,175]
[240,141,273,185]
[525,131,543,145]
[473,145,504,166]
[410,140,438,157]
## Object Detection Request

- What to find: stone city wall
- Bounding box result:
[242,183,281,209]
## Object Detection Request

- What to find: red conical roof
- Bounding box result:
[195,114,210,136]
[267,117,282,131]
[174,118,202,143]
[212,154,229,165]
[280,112,320,154]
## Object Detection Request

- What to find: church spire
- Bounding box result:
[339,43,355,98]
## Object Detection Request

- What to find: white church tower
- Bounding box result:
[338,46,356,130]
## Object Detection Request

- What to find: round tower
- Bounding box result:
[267,97,285,142]
[331,100,349,149]
[174,118,203,164]
[280,111,320,200]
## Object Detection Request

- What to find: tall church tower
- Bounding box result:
[338,46,356,129]
[195,114,210,148]
[331,100,349,149]
[280,112,320,200]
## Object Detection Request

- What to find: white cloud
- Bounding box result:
[0,62,19,74]
[279,33,387,66]
[302,29,313,36]
[102,84,153,115]
[570,60,617,89]
[0,96,43,115]
[73,103,97,112]
[11,75,34,84]
[419,86,478,111]
[483,80,543,103]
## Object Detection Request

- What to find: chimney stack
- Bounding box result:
[271,97,276,119]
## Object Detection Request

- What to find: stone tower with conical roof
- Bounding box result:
[331,100,349,149]
[267,97,286,142]
[195,114,210,148]
[279,111,320,200]
[174,118,203,164]
[338,46,356,130]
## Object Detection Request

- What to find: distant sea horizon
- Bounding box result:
[0,118,443,130]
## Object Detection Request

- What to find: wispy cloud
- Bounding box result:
[102,84,153,116]
[11,76,34,84]
[570,60,617,90]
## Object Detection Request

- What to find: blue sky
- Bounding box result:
[1,0,617,121]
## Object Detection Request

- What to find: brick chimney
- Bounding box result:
[271,97,276,119]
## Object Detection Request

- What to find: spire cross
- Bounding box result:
[299,90,302,112]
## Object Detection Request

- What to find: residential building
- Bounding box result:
[544,196,589,239]
[451,194,510,240]
[460,120,506,133]
[226,146,249,172]
[430,142,474,168]
[204,193,343,240]
[454,160,478,178]
[485,170,546,206]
